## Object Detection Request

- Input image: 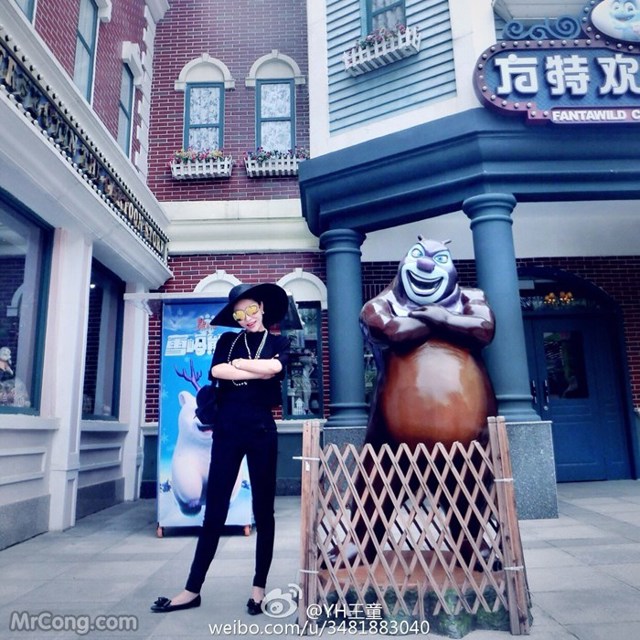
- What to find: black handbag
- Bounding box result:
[195,383,218,430]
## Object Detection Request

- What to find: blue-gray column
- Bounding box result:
[463,194,540,422]
[319,229,368,436]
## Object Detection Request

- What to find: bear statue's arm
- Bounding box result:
[361,294,435,346]
[408,288,495,348]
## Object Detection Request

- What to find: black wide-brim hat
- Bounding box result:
[210,282,289,328]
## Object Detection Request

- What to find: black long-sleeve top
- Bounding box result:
[209,330,290,429]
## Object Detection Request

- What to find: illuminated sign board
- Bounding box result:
[474,0,640,124]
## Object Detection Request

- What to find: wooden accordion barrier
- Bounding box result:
[298,417,531,637]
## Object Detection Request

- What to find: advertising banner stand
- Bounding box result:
[156,299,253,537]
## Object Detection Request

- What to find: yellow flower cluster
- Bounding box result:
[543,291,574,305]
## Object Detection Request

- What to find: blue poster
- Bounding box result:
[157,300,252,529]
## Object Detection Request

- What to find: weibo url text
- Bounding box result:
[9,611,138,636]
[209,618,431,636]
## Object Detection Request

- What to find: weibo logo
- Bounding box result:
[592,0,640,42]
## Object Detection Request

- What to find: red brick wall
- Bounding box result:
[145,252,325,422]
[146,253,640,421]
[34,0,79,76]
[92,0,146,152]
[362,256,640,406]
[33,0,146,154]
[146,0,309,202]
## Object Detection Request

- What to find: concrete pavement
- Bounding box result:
[0,480,639,639]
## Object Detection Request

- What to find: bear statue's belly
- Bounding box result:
[380,338,496,449]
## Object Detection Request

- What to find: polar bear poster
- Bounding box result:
[171,390,213,515]
[157,300,252,530]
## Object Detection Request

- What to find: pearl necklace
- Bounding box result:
[228,330,268,386]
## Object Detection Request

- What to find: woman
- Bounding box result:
[151,282,290,615]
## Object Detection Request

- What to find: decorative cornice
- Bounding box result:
[145,0,170,24]
[121,41,144,85]
[163,199,318,254]
[95,0,113,23]
[0,30,169,261]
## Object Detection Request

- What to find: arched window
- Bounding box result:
[246,51,305,153]
[193,270,240,297]
[175,55,235,151]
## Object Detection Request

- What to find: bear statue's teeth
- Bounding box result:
[408,271,442,295]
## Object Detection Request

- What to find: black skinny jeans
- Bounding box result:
[185,424,278,593]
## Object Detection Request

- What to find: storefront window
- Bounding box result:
[281,303,323,419]
[0,198,52,411]
[82,260,124,419]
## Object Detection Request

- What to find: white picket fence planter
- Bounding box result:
[343,26,421,77]
[170,156,233,179]
[244,156,302,178]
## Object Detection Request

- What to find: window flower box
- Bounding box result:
[243,148,309,178]
[343,25,421,77]
[170,148,233,179]
[245,156,301,177]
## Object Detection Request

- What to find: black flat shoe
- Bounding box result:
[246,598,263,615]
[150,594,201,612]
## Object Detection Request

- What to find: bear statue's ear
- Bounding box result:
[416,235,451,245]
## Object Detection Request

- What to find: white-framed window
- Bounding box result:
[175,55,235,152]
[73,0,99,101]
[117,64,135,155]
[13,0,36,21]
[366,0,406,32]
[184,83,224,151]
[246,51,305,152]
[256,79,295,152]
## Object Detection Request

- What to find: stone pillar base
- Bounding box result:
[506,420,558,519]
[321,425,366,449]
